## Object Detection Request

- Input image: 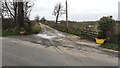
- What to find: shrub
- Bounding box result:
[2,18,16,31]
[97,16,115,39]
[31,23,41,34]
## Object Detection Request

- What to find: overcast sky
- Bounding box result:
[30,0,120,21]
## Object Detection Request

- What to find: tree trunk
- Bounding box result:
[55,8,60,24]
[18,1,24,31]
[56,14,59,24]
[14,2,18,30]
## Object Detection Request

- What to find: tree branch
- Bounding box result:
[5,0,15,18]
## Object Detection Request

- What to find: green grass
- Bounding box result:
[0,31,2,36]
[100,42,119,51]
[2,31,18,36]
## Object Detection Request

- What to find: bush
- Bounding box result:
[2,18,16,31]
[31,23,41,34]
[97,16,115,39]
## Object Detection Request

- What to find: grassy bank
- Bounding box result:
[101,43,119,51]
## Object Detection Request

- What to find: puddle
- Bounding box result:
[35,23,65,39]
[57,33,65,37]
[36,33,65,39]
[36,34,56,39]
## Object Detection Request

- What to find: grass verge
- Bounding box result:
[2,31,18,37]
[100,42,119,51]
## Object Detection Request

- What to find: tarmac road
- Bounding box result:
[2,37,118,66]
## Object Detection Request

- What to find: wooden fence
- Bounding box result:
[81,28,98,39]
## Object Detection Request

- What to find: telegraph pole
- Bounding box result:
[66,0,69,30]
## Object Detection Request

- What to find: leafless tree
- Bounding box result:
[2,0,34,32]
[52,3,65,24]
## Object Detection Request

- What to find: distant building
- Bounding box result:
[118,1,120,21]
